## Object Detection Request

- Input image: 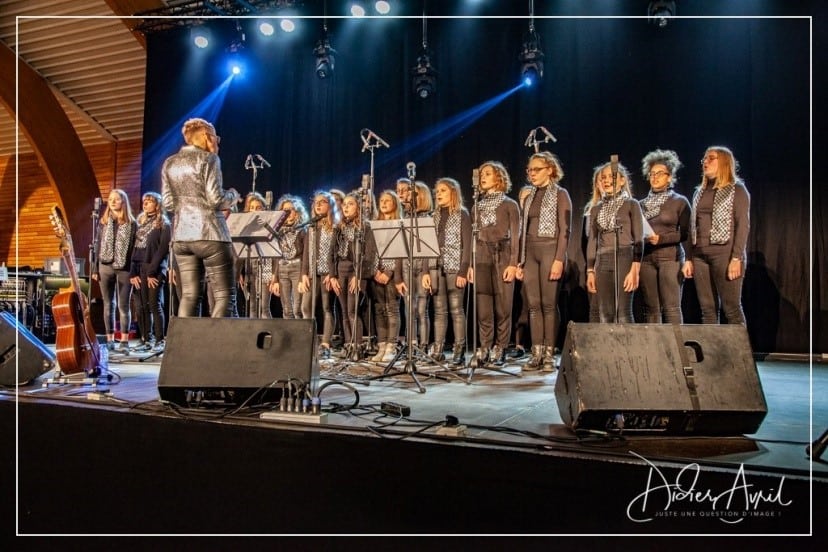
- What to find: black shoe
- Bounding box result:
[451,344,466,365]
[508,346,526,360]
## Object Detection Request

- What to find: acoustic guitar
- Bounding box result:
[49,206,105,377]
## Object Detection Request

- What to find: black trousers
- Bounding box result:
[98,263,132,337]
[173,240,235,318]
[595,248,634,323]
[475,243,514,349]
[135,267,166,342]
[692,249,745,325]
[523,238,563,346]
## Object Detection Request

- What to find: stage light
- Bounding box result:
[350,2,366,17]
[191,26,211,49]
[259,21,275,36]
[648,1,676,28]
[232,65,241,75]
[314,37,336,79]
[280,19,296,32]
[518,31,544,87]
[375,1,391,14]
[411,52,437,99]
[226,20,246,53]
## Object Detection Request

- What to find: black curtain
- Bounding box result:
[142,12,820,354]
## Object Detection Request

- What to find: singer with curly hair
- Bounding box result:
[271,194,312,320]
[470,161,520,366]
[638,149,691,324]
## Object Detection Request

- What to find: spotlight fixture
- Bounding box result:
[519,1,543,87]
[226,20,246,53]
[648,1,676,28]
[518,30,544,87]
[280,18,296,32]
[314,36,336,79]
[350,2,366,17]
[259,21,275,36]
[411,7,436,99]
[190,26,211,49]
[411,52,437,99]
[375,1,391,14]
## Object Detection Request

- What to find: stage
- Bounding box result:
[2,343,826,536]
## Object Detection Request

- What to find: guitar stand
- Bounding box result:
[42,366,112,388]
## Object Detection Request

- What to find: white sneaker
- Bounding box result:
[380,342,398,363]
[371,342,387,362]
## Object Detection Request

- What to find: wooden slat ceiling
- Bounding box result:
[0,0,151,156]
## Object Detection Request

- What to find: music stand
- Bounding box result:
[366,218,443,393]
[227,211,287,318]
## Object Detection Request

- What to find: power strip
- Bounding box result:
[260,411,328,424]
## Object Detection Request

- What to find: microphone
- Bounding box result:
[369,129,389,148]
[93,197,102,213]
[264,191,273,210]
[361,174,370,191]
[472,168,480,196]
[257,216,281,239]
[610,154,619,193]
[406,161,416,180]
[256,154,271,168]
[244,154,253,170]
[524,128,537,148]
[540,126,558,143]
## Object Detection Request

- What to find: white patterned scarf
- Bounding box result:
[99,218,133,270]
[434,207,462,273]
[316,227,334,275]
[477,191,505,227]
[596,191,629,232]
[691,183,735,245]
[278,227,299,261]
[641,189,671,220]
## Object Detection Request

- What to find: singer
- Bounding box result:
[470,161,520,366]
[517,151,572,371]
[370,190,404,363]
[128,191,171,352]
[91,189,137,354]
[423,177,471,364]
[396,180,433,350]
[638,149,690,324]
[240,192,275,318]
[162,117,240,318]
[270,195,312,320]
[682,146,750,325]
[333,192,375,360]
[585,160,644,323]
[300,191,340,358]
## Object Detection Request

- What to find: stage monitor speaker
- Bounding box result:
[0,311,56,385]
[158,317,318,407]
[554,322,767,435]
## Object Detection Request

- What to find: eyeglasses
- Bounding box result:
[648,170,670,179]
[526,166,550,174]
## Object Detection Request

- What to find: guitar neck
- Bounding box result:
[61,247,83,294]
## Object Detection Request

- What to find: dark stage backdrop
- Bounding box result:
[142,13,821,354]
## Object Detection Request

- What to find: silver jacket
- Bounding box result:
[162,145,235,242]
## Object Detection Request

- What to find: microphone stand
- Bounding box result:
[466,172,482,381]
[88,200,100,306]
